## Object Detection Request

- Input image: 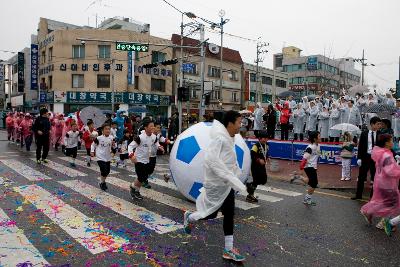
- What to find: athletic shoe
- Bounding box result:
[87,162,91,167]
[360,211,372,225]
[303,199,316,206]
[99,182,107,191]
[148,174,155,180]
[36,159,41,164]
[340,177,346,181]
[164,174,171,183]
[290,175,300,184]
[246,195,258,203]
[345,177,351,181]
[142,180,151,189]
[183,211,193,234]
[130,186,143,200]
[41,159,48,164]
[70,162,76,167]
[376,219,384,230]
[383,218,393,236]
[222,248,246,262]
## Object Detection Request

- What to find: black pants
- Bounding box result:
[267,127,275,139]
[203,189,234,236]
[294,133,304,141]
[355,155,376,198]
[280,123,289,140]
[24,135,33,151]
[329,137,340,143]
[65,147,78,158]
[36,135,50,161]
[98,161,111,177]
[148,157,157,175]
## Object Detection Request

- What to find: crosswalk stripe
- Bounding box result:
[14,184,129,254]
[59,180,183,234]
[0,208,49,266]
[0,159,52,181]
[58,157,119,175]
[29,158,87,177]
[257,186,302,197]
[144,177,260,210]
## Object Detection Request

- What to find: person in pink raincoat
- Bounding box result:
[13,113,23,143]
[52,114,65,151]
[20,113,34,151]
[360,134,400,231]
[6,113,14,142]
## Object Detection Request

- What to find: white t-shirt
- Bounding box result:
[65,130,80,148]
[303,144,321,169]
[91,135,115,162]
[110,128,117,138]
[128,132,158,164]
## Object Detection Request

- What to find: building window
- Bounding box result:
[261,76,272,85]
[48,76,53,89]
[191,89,197,99]
[72,74,84,88]
[151,78,165,92]
[12,64,18,73]
[151,51,166,63]
[276,79,287,88]
[208,66,220,78]
[41,51,46,64]
[213,90,221,100]
[229,70,238,81]
[231,92,238,102]
[250,73,257,82]
[48,47,53,62]
[97,74,110,88]
[134,76,139,90]
[98,45,111,59]
[72,45,85,59]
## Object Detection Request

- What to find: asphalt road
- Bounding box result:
[0,131,398,267]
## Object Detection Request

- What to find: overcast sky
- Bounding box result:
[1,0,399,92]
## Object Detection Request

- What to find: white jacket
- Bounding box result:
[253,108,265,130]
[191,120,247,220]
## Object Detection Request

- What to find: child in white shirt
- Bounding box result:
[64,122,81,167]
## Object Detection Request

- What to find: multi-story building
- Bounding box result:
[274,46,361,98]
[36,17,173,117]
[4,45,38,111]
[171,34,243,115]
[243,63,288,110]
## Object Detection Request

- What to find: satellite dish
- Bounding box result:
[208,43,220,54]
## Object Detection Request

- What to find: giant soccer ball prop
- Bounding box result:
[169,122,251,202]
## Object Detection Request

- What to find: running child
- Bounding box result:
[128,119,160,200]
[117,129,133,168]
[300,131,321,206]
[246,130,269,203]
[82,120,97,167]
[91,124,116,191]
[64,122,81,167]
[110,122,118,165]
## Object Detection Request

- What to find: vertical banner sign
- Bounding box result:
[30,44,38,90]
[17,52,25,92]
[0,63,4,82]
[244,70,250,101]
[127,51,135,85]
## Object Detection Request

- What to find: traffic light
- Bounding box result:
[160,58,178,66]
[177,87,189,101]
[204,93,211,106]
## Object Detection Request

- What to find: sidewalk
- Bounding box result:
[267,158,372,191]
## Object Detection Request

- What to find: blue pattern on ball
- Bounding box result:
[176,136,201,164]
[189,182,203,199]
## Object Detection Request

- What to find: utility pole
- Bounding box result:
[255,39,268,103]
[178,13,184,134]
[354,49,375,86]
[199,24,206,120]
[218,14,225,105]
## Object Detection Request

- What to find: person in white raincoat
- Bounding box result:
[253,102,265,136]
[184,111,247,262]
[318,106,330,142]
[341,100,362,127]
[305,101,319,134]
[293,103,306,141]
[329,102,341,142]
[393,99,400,142]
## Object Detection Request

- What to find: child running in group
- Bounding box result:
[82,120,97,167]
[246,130,269,203]
[340,132,356,181]
[359,134,400,236]
[300,131,321,206]
[91,124,116,191]
[110,122,118,165]
[64,122,81,167]
[117,129,133,168]
[128,118,160,200]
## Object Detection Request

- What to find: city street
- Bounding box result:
[0,130,399,267]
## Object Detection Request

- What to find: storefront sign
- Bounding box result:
[11,95,24,107]
[58,63,123,72]
[116,42,149,52]
[39,35,54,49]
[39,64,54,75]
[289,84,319,92]
[39,92,54,103]
[244,71,250,101]
[18,52,25,92]
[66,91,170,106]
[54,91,67,103]
[307,57,318,71]
[127,51,135,85]
[31,44,38,90]
[134,65,172,77]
